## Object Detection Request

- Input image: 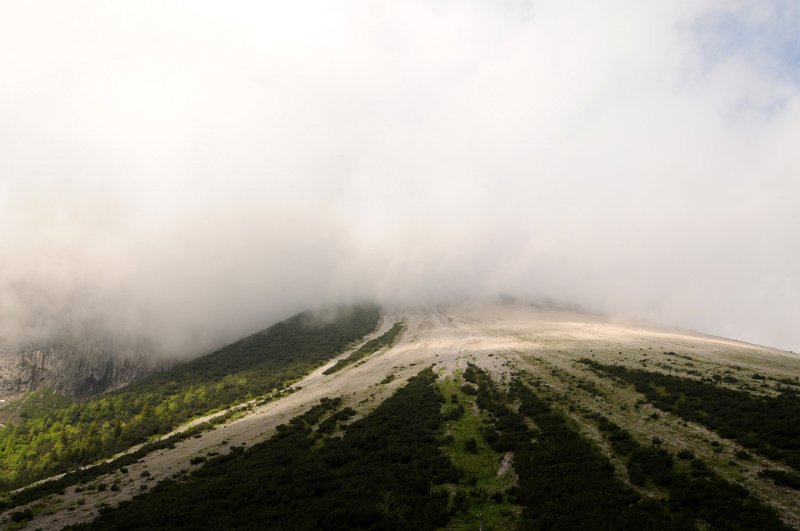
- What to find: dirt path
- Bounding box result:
[5,303,800,530]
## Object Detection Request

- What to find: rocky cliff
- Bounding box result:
[0,339,163,400]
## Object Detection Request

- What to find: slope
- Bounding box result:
[0,304,380,492]
[4,303,800,530]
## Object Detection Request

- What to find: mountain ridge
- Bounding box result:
[3,303,800,530]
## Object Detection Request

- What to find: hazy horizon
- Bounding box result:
[1,1,799,355]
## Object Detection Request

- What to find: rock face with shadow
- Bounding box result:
[0,338,164,399]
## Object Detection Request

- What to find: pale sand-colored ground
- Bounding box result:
[5,303,800,530]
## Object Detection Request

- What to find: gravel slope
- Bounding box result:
[5,303,799,530]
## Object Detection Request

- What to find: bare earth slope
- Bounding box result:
[4,303,800,530]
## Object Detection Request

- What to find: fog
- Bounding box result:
[1,1,799,355]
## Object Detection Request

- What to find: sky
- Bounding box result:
[1,1,799,355]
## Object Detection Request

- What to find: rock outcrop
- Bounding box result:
[0,339,163,399]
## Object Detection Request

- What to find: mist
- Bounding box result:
[1,1,799,355]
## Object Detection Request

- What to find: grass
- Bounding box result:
[437,372,520,530]
[0,388,74,426]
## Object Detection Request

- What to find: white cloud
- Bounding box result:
[1,1,798,353]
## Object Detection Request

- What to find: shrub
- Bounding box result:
[11,508,33,522]
[735,449,753,461]
[464,438,478,454]
[677,449,695,460]
[460,384,478,395]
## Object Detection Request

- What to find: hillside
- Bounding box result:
[3,303,800,530]
[0,339,160,401]
[0,304,380,492]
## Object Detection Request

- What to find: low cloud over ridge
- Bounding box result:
[1,1,799,354]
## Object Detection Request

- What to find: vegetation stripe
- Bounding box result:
[73,367,458,530]
[463,364,674,530]
[593,414,789,529]
[323,320,406,375]
[583,360,800,473]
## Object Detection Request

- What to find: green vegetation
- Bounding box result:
[7,338,791,529]
[0,305,379,492]
[463,364,788,530]
[583,359,800,472]
[323,321,405,375]
[73,368,457,530]
[463,365,672,530]
[759,468,800,490]
[0,388,74,425]
[0,406,241,512]
[593,415,787,529]
[437,374,520,529]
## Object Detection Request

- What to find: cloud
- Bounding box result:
[1,1,798,353]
